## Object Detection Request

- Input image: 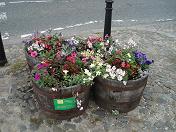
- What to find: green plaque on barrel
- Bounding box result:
[53,97,76,110]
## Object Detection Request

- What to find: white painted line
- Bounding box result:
[166,18,173,21]
[131,19,138,22]
[2,33,10,40]
[0,12,7,21]
[156,19,165,22]
[0,2,6,7]
[9,1,49,4]
[2,37,9,40]
[112,20,124,22]
[74,23,84,27]
[53,27,64,31]
[65,25,75,28]
[40,30,47,33]
[84,21,94,25]
[21,34,32,38]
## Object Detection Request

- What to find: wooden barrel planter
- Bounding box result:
[24,51,40,71]
[32,82,90,120]
[93,74,148,113]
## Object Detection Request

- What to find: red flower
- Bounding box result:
[125,63,131,68]
[121,62,131,69]
[63,64,69,70]
[112,58,121,66]
[56,41,61,47]
[66,56,76,64]
[46,35,52,40]
[121,62,126,68]
[98,37,103,42]
[45,44,52,50]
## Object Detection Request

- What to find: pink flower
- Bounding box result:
[37,63,44,70]
[30,51,38,58]
[116,50,122,54]
[87,40,93,48]
[42,61,49,67]
[56,51,61,60]
[34,73,40,81]
[71,52,77,58]
[90,56,96,60]
[66,56,76,64]
[82,58,87,63]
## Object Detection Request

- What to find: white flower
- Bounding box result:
[41,43,45,48]
[98,62,103,67]
[109,72,116,79]
[96,71,101,76]
[83,78,87,83]
[97,50,101,53]
[37,47,44,51]
[121,70,126,76]
[71,37,79,45]
[90,63,95,68]
[116,69,125,76]
[108,46,114,53]
[84,69,91,76]
[32,43,40,49]
[106,64,112,72]
[106,40,110,43]
[79,107,83,111]
[63,70,69,75]
[51,88,57,91]
[123,81,127,85]
[28,46,33,51]
[88,77,93,81]
[117,75,123,81]
[112,66,116,71]
[103,74,109,79]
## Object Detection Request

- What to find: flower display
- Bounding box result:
[27,32,153,90]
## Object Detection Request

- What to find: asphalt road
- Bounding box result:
[0,0,176,40]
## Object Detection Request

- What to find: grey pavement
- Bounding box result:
[0,21,176,132]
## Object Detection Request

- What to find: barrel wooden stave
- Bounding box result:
[33,82,90,120]
[93,75,148,113]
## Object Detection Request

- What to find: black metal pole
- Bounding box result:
[0,32,7,66]
[104,0,113,39]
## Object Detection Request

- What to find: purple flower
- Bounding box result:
[34,73,40,81]
[145,60,154,65]
[37,63,44,70]
[66,37,78,47]
[22,40,33,45]
[134,51,153,65]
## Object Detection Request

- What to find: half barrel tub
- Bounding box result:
[33,82,90,120]
[93,74,148,113]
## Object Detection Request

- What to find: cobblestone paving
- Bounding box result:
[0,22,176,132]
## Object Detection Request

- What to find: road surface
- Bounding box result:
[0,0,176,41]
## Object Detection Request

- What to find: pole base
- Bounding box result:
[0,59,8,66]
